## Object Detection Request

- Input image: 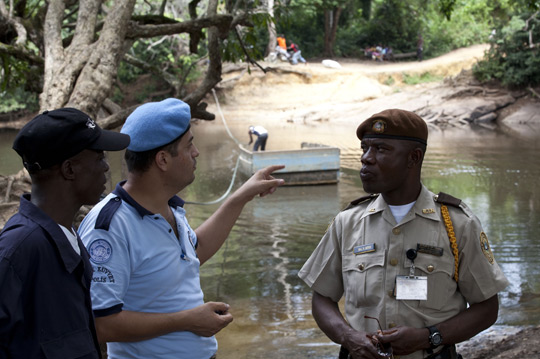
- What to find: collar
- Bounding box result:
[112,181,185,218]
[360,184,441,223]
[19,194,82,274]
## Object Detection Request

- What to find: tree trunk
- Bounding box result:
[40,0,136,117]
[265,0,277,57]
[182,0,222,121]
[323,6,343,58]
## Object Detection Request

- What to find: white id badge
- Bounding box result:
[395,276,428,300]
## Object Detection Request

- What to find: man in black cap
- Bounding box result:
[299,109,509,359]
[0,108,130,358]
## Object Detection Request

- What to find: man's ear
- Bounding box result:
[155,150,170,171]
[408,147,424,168]
[60,159,76,180]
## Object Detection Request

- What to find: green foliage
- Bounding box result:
[0,87,38,114]
[279,0,538,61]
[402,72,444,85]
[473,11,540,87]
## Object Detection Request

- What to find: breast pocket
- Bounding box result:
[41,328,98,359]
[412,253,456,310]
[343,252,386,307]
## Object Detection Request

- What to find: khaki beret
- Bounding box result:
[356,109,428,145]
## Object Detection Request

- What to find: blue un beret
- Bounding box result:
[121,98,191,152]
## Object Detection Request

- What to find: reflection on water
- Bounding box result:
[182,121,540,358]
[1,119,539,358]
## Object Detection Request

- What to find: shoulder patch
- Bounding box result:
[95,197,122,231]
[435,192,462,207]
[88,239,113,264]
[343,194,379,211]
[480,232,494,264]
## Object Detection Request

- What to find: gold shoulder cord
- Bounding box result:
[441,204,459,282]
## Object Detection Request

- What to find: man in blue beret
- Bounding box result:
[78,98,285,359]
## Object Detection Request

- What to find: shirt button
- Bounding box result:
[358,264,365,271]
[392,228,401,235]
[427,265,435,272]
[154,216,159,220]
[390,258,398,266]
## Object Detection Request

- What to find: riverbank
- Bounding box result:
[1,44,539,357]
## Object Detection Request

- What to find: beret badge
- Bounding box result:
[372,119,386,134]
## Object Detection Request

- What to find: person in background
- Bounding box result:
[78,98,285,359]
[276,33,291,60]
[248,125,269,151]
[287,42,307,65]
[0,108,130,358]
[299,109,509,359]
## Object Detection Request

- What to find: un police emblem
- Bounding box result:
[88,239,113,264]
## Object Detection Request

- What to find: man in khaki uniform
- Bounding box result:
[299,109,509,359]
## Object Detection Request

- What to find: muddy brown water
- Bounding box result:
[1,118,539,358]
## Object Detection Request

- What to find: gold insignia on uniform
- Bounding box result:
[479,232,494,264]
[422,208,435,214]
[372,119,386,134]
[368,208,376,212]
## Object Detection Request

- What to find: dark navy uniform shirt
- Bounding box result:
[0,194,100,358]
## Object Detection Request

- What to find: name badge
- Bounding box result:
[395,276,428,300]
[354,243,376,255]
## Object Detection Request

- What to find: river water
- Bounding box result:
[1,118,539,358]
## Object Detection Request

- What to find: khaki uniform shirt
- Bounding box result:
[299,185,509,359]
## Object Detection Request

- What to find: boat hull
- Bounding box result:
[238,144,340,186]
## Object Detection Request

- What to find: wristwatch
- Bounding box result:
[427,325,443,349]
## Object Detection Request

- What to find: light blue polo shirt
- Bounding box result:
[79,182,217,359]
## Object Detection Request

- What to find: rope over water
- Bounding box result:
[184,89,243,205]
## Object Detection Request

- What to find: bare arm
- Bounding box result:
[377,294,500,356]
[312,291,381,359]
[195,165,285,265]
[95,302,232,343]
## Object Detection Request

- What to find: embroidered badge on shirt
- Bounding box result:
[422,208,435,214]
[479,232,494,264]
[354,243,376,255]
[88,239,113,264]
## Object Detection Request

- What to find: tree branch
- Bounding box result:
[0,1,28,46]
[127,14,233,39]
[0,42,44,65]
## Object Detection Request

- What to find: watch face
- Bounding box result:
[431,332,443,346]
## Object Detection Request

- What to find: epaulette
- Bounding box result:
[95,197,122,231]
[343,193,379,211]
[435,192,462,208]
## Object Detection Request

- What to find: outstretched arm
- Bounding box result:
[312,291,381,359]
[95,301,233,343]
[195,165,285,265]
[376,294,500,356]
[248,131,253,145]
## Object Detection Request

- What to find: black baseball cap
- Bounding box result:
[13,108,131,171]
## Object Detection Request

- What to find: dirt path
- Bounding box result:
[211,44,489,128]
